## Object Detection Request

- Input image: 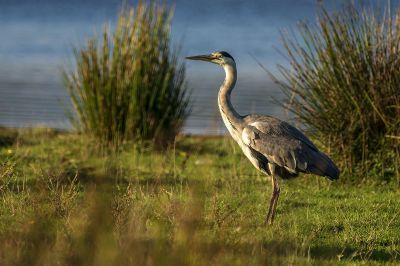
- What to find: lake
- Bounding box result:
[0,0,387,134]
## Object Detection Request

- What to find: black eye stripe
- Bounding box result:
[219,51,234,61]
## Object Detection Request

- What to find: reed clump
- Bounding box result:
[64,2,190,150]
[272,4,400,181]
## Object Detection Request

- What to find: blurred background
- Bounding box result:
[0,0,395,134]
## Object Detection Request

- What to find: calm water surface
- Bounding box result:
[0,0,389,134]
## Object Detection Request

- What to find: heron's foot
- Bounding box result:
[264,209,275,225]
[264,218,273,226]
[264,188,280,226]
[264,199,275,225]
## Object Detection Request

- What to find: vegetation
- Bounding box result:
[0,128,399,265]
[63,2,190,150]
[271,4,400,181]
[3,2,400,266]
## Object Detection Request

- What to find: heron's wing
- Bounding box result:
[241,125,339,179]
[244,115,318,151]
[242,126,307,173]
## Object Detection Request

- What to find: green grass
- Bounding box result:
[0,128,399,265]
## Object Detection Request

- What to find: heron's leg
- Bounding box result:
[270,175,280,224]
[265,182,275,224]
[265,164,279,225]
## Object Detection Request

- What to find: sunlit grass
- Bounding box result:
[0,129,399,265]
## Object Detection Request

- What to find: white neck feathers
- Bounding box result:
[218,62,243,135]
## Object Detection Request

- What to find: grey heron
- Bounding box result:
[186,51,339,225]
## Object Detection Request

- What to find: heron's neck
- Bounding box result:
[218,63,243,133]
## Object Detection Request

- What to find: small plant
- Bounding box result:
[63,2,190,150]
[271,4,400,181]
[0,160,16,193]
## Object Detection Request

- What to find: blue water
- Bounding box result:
[0,0,394,134]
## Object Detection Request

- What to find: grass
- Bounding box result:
[0,128,399,265]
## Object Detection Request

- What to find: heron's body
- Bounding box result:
[187,51,339,224]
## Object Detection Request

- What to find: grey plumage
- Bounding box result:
[186,51,339,225]
[242,114,339,180]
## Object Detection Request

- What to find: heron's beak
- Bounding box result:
[185,54,216,62]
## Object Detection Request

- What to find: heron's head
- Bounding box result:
[186,51,235,66]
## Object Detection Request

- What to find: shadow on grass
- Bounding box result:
[176,137,228,157]
[199,239,398,263]
[0,128,18,148]
[100,237,399,264]
[308,244,398,262]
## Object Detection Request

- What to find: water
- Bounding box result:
[0,0,391,134]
